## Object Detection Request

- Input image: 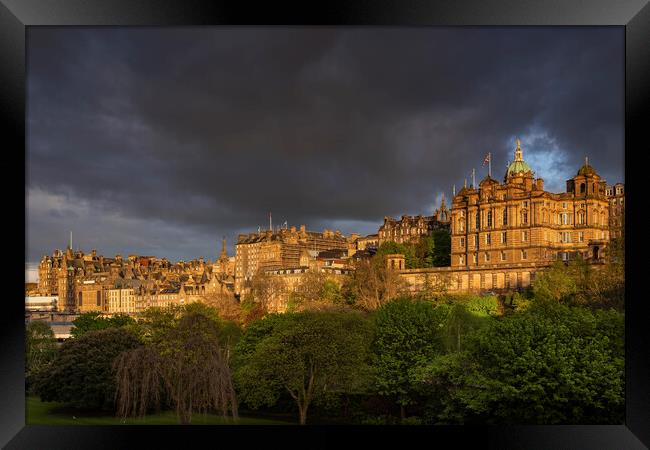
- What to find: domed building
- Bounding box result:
[450,139,614,274]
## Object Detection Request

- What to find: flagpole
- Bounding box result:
[488,152,492,177]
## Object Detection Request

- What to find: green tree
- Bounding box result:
[414,236,435,268]
[417,303,624,424]
[431,230,451,267]
[532,261,579,303]
[233,311,373,425]
[25,321,58,393]
[70,312,136,338]
[372,297,446,419]
[35,328,140,410]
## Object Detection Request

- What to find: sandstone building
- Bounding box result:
[234,225,348,294]
[606,183,625,239]
[37,239,236,314]
[450,140,614,269]
[378,196,450,245]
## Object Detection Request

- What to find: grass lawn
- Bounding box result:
[26,396,293,425]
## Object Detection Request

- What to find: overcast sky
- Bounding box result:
[25,27,624,281]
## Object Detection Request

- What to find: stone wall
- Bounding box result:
[397,262,553,295]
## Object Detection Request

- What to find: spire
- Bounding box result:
[514,138,523,161]
[585,156,589,166]
[464,178,467,188]
[452,184,456,196]
[220,236,227,259]
[441,192,446,208]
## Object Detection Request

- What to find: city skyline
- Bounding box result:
[26,27,624,279]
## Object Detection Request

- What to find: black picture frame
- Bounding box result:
[3,0,648,448]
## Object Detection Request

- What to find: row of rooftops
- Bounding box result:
[237,226,347,245]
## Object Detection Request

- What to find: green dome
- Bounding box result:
[577,163,597,177]
[505,138,534,179]
[506,160,533,177]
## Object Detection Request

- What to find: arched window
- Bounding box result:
[522,211,528,224]
[580,183,585,193]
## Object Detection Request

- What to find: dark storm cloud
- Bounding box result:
[26,27,624,264]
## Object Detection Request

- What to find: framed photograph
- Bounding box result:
[4,0,648,448]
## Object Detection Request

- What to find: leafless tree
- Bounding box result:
[200,292,242,323]
[114,313,238,424]
[344,257,408,310]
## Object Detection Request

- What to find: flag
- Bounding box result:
[482,152,491,166]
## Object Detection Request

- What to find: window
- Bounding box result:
[485,252,490,262]
[580,183,586,193]
[487,210,492,228]
[522,211,528,224]
[501,231,507,244]
[475,212,480,230]
[563,202,567,209]
[578,212,584,224]
[459,255,465,265]
[521,249,527,260]
[96,291,101,306]
[503,207,508,225]
[486,234,491,245]
[579,232,584,242]
[522,231,528,242]
[501,251,506,261]
[460,237,465,248]
[473,253,478,264]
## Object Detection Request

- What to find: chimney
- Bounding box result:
[536,178,544,191]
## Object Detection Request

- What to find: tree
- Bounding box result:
[239,293,268,325]
[439,295,499,353]
[417,303,624,424]
[233,311,373,425]
[288,272,346,312]
[200,292,243,323]
[248,270,287,311]
[35,328,140,410]
[25,321,58,393]
[532,258,624,310]
[375,241,416,268]
[532,261,579,303]
[343,257,408,310]
[114,311,239,424]
[372,297,447,420]
[430,230,451,267]
[70,312,136,338]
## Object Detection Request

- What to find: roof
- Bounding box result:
[505,160,533,178]
[577,162,598,177]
